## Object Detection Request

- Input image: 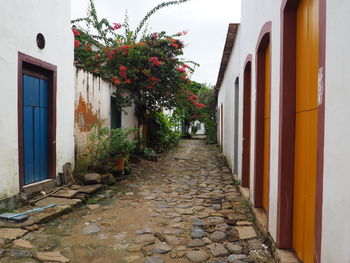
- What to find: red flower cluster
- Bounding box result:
[195,102,205,109]
[112,23,122,30]
[74,40,80,48]
[124,79,132,84]
[186,92,206,108]
[112,76,121,85]
[146,85,154,90]
[119,65,127,78]
[72,28,80,37]
[84,43,92,51]
[149,76,161,86]
[151,33,158,39]
[177,67,186,74]
[172,43,179,49]
[149,57,161,67]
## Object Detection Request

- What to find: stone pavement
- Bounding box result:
[0,139,274,263]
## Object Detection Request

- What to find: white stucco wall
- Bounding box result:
[74,68,137,156]
[218,0,282,240]
[0,0,74,200]
[218,1,350,262]
[321,1,350,262]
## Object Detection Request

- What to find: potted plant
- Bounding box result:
[109,128,137,172]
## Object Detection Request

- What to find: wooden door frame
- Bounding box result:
[254,22,272,210]
[242,54,252,188]
[276,1,326,262]
[220,103,224,146]
[18,52,57,190]
[233,77,239,175]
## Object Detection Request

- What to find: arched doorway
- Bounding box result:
[242,55,252,188]
[254,22,272,214]
[277,0,326,262]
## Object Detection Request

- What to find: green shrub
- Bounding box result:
[148,112,182,152]
[86,121,137,173]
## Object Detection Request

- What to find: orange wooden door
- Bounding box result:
[263,43,271,212]
[293,0,319,262]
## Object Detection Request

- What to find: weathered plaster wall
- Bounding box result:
[218,0,283,240]
[74,68,137,157]
[321,1,350,262]
[0,0,74,200]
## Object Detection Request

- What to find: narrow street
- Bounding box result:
[1,139,274,263]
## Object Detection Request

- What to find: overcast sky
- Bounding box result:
[71,0,241,86]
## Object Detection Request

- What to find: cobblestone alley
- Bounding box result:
[0,139,274,263]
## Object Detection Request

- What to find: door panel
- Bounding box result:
[263,43,271,212]
[23,74,49,185]
[293,0,319,261]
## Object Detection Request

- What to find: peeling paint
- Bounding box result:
[75,94,99,132]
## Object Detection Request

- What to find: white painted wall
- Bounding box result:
[0,0,74,200]
[218,0,282,240]
[321,1,350,262]
[74,68,137,156]
[218,1,350,262]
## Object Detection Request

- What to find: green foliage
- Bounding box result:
[86,121,137,173]
[109,128,137,160]
[87,122,110,171]
[198,86,217,144]
[173,81,206,137]
[191,124,199,135]
[148,112,182,152]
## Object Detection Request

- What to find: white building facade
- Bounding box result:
[217,0,350,262]
[0,0,74,206]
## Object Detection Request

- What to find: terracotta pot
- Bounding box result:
[115,157,126,172]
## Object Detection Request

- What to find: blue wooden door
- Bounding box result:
[23,74,49,185]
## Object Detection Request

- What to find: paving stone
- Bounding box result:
[207,216,225,225]
[186,250,210,262]
[134,234,155,245]
[235,226,257,240]
[13,239,33,249]
[187,239,205,248]
[192,218,206,227]
[82,224,101,235]
[227,254,247,262]
[77,184,103,194]
[143,256,165,263]
[10,249,32,258]
[226,243,243,254]
[136,227,154,235]
[165,236,185,245]
[210,260,228,263]
[127,244,143,252]
[209,231,227,242]
[0,228,28,240]
[247,239,264,250]
[35,251,70,262]
[122,255,142,263]
[153,243,171,254]
[35,197,82,207]
[207,243,230,257]
[52,189,79,198]
[174,208,194,215]
[191,227,207,239]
